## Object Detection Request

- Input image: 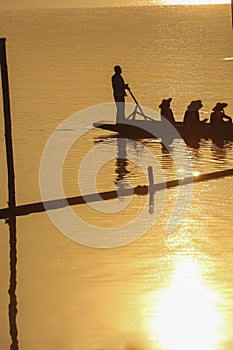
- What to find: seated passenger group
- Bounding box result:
[159,98,232,126]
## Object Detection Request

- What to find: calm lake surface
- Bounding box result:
[0,5,233,350]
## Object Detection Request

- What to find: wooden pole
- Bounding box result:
[0,37,18,350]
[0,39,16,209]
[232,0,233,29]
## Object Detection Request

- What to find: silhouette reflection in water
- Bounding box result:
[115,138,129,184]
[8,216,19,350]
[183,135,201,150]
[211,141,232,164]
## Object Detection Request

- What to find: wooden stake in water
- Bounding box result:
[232,0,233,29]
[148,166,155,214]
[0,37,18,350]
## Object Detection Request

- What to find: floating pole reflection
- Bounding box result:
[0,167,233,221]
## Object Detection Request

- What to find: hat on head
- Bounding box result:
[187,100,203,111]
[212,102,228,111]
[159,98,172,109]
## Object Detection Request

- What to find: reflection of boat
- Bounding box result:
[93,120,233,143]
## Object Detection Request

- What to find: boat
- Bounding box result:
[93,119,233,144]
[93,91,233,145]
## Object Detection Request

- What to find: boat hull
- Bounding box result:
[93,120,233,143]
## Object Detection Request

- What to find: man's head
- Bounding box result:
[114,65,122,74]
[159,98,172,109]
[212,102,228,111]
[187,100,203,111]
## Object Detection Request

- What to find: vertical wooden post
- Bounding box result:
[0,37,18,350]
[232,0,233,29]
[0,38,16,209]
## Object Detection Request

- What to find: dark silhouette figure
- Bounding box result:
[210,102,232,126]
[183,100,208,127]
[111,65,129,123]
[159,98,176,124]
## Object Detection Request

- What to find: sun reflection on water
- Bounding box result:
[156,0,230,4]
[147,257,223,350]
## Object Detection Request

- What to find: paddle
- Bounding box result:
[126,88,153,121]
[127,87,140,105]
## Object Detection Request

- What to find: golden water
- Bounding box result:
[0,5,233,350]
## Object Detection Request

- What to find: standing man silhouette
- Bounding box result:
[111,65,129,123]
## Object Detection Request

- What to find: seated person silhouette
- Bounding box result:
[183,100,208,127]
[111,65,129,123]
[210,102,232,125]
[159,98,176,124]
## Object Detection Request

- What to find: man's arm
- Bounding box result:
[223,113,232,122]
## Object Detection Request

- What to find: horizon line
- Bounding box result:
[0,2,231,11]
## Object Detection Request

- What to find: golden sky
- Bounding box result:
[0,0,137,8]
[0,0,230,9]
